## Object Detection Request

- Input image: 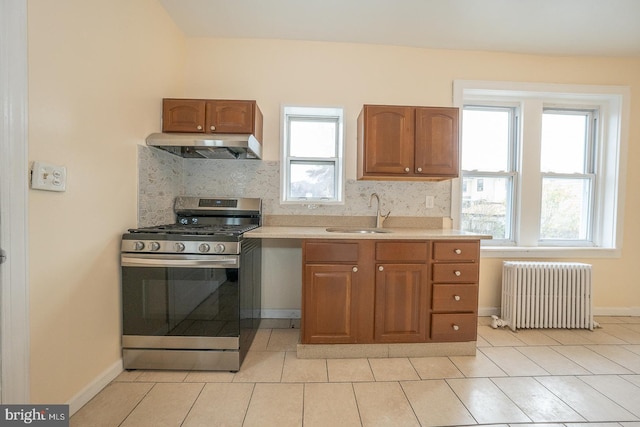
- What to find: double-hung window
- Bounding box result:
[281,106,344,204]
[453,81,629,256]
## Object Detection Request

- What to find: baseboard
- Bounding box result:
[67,359,123,416]
[479,306,640,318]
[261,309,301,319]
[478,307,500,317]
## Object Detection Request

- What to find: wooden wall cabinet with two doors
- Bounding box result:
[301,239,479,345]
[162,98,263,143]
[357,105,459,180]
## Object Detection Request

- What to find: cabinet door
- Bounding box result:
[162,99,206,132]
[205,100,254,134]
[374,263,428,342]
[302,264,358,344]
[362,105,415,175]
[414,108,459,177]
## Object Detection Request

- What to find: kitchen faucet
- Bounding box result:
[369,193,391,228]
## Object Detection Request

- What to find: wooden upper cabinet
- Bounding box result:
[358,104,459,180]
[162,99,263,142]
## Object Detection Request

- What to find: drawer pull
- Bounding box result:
[454,249,462,255]
[378,266,384,271]
[196,125,203,130]
[452,324,460,331]
[210,125,216,131]
[454,270,462,276]
[352,266,358,273]
[454,295,461,301]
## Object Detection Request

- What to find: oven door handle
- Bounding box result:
[121,254,239,268]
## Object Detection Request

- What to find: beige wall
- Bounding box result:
[27,0,185,403]
[184,38,640,314]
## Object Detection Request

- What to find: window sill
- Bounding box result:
[480,245,621,259]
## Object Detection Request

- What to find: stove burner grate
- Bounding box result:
[128,223,259,236]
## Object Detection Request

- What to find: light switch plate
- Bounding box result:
[31,161,67,192]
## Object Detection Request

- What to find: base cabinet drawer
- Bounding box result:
[431,313,477,341]
[432,284,478,311]
[432,263,479,283]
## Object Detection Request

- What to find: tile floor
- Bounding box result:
[71,317,640,427]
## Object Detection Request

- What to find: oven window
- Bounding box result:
[122,266,240,338]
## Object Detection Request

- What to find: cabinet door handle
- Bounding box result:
[454,270,462,276]
[378,265,384,271]
[454,295,461,301]
[404,167,410,173]
[417,167,423,172]
[352,266,358,273]
[210,125,216,131]
[196,125,203,130]
[454,249,462,255]
[452,324,460,331]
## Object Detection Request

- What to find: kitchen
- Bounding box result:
[2,0,640,424]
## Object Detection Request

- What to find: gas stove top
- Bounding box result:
[122,196,261,255]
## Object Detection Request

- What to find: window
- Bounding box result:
[453,81,629,257]
[281,106,344,204]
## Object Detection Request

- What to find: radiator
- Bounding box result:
[495,261,594,331]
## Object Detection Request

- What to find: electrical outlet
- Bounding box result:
[31,161,67,192]
[425,195,435,209]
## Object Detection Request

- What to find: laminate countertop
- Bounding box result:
[244,226,491,240]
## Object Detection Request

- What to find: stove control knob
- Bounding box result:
[134,241,145,251]
[175,242,186,253]
[199,243,210,253]
[149,242,161,251]
[213,244,226,254]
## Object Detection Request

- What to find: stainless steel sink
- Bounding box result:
[325,227,391,234]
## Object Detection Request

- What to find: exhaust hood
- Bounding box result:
[146,133,262,160]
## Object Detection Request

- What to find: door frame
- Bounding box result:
[0,0,31,403]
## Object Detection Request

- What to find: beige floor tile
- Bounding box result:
[353,382,420,426]
[182,383,253,426]
[623,374,640,387]
[595,316,629,324]
[327,358,375,382]
[447,377,530,424]
[303,383,361,426]
[553,345,633,374]
[232,351,285,382]
[134,370,189,382]
[450,351,508,377]
[621,422,640,427]
[592,324,640,344]
[587,345,640,374]
[183,370,235,382]
[281,351,327,382]
[401,379,475,426]
[112,370,143,382]
[492,377,584,422]
[368,357,420,381]
[120,383,204,427]
[516,346,590,375]
[578,374,640,417]
[266,328,300,351]
[249,328,271,351]
[477,325,528,346]
[572,328,628,344]
[70,382,153,427]
[536,376,637,422]
[243,383,303,427]
[260,318,292,329]
[409,356,464,379]
[480,347,549,376]
[537,329,598,345]
[625,345,640,356]
[476,334,492,347]
[510,329,561,346]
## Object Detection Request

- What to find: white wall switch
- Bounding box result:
[425,195,435,209]
[31,161,67,192]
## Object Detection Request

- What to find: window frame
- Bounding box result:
[280,105,345,205]
[452,80,630,258]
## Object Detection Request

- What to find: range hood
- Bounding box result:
[146,133,262,160]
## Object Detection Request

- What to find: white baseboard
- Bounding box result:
[261,309,301,319]
[67,359,123,416]
[479,306,640,318]
[478,307,500,317]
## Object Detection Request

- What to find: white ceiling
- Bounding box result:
[159,0,640,57]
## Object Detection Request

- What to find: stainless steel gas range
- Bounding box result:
[120,196,262,371]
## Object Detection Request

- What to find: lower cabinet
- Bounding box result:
[301,239,480,345]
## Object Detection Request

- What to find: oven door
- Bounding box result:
[121,254,240,350]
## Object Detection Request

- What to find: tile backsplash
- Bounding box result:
[138,146,452,226]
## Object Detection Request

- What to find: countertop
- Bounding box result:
[244,226,491,240]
